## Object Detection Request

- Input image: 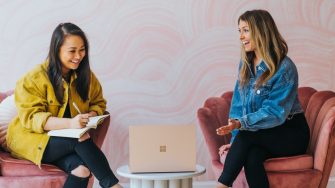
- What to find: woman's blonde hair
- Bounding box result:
[238,10,288,88]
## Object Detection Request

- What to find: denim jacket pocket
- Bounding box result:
[254,84,271,97]
[252,84,271,110]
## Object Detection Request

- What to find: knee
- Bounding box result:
[71,165,91,178]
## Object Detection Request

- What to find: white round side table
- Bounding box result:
[116,164,206,188]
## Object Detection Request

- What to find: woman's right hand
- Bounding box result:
[216,124,235,135]
[70,114,90,129]
[218,144,231,156]
[216,119,241,135]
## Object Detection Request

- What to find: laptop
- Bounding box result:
[128,124,196,173]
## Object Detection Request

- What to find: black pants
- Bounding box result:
[42,137,119,188]
[218,113,310,188]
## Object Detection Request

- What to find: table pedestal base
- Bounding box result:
[130,178,192,188]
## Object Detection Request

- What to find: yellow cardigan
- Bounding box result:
[7,61,106,166]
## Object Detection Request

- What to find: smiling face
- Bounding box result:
[238,20,255,52]
[59,35,86,76]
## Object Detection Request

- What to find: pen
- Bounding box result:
[72,102,82,114]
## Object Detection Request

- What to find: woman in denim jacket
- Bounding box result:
[216,10,310,188]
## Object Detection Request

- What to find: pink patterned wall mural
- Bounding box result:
[0,0,334,185]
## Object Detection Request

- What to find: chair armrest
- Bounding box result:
[89,111,110,149]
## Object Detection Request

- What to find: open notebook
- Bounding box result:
[47,114,109,138]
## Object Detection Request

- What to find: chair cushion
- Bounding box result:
[264,154,313,172]
[220,152,313,172]
[0,152,65,176]
[0,175,67,188]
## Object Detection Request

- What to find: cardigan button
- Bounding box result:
[256,90,261,94]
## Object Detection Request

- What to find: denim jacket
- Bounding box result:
[229,56,303,143]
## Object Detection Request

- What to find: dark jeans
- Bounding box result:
[42,137,119,188]
[218,113,310,188]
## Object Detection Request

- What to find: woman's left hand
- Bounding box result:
[88,111,97,117]
[218,144,231,156]
[77,111,96,142]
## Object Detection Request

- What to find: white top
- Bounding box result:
[116,165,206,180]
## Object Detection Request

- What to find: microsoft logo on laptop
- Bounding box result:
[160,145,166,152]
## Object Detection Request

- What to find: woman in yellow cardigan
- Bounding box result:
[7,23,122,188]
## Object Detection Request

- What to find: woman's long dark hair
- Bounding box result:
[47,23,90,104]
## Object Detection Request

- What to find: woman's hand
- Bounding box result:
[218,144,231,156]
[70,114,90,129]
[88,111,97,117]
[78,132,90,142]
[216,124,235,135]
[216,119,241,135]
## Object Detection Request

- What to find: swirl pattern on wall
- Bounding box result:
[0,0,334,183]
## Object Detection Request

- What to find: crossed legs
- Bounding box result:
[42,137,120,188]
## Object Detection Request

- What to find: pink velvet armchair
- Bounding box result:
[198,87,335,188]
[0,91,110,188]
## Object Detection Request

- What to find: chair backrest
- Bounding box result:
[304,91,335,154]
[297,87,317,111]
[0,93,6,103]
[305,91,335,132]
[0,91,14,103]
[315,105,335,188]
[301,89,335,188]
[198,96,232,162]
[221,91,233,106]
